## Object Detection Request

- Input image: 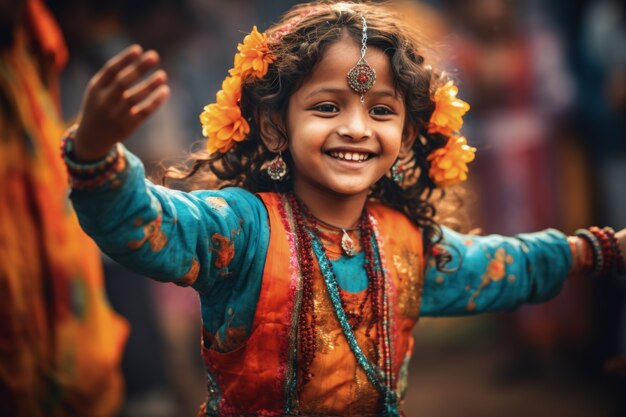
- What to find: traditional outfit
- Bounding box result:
[69,150,572,416]
[0,2,128,415]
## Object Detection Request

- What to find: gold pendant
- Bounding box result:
[341,229,357,257]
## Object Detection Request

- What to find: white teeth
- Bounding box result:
[329,151,370,161]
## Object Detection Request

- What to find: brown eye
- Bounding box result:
[314,104,339,113]
[370,106,394,116]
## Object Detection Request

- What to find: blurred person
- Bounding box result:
[0,0,128,416]
[47,2,201,416]
[441,0,599,381]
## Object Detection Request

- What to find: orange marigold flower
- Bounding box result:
[200,102,250,154]
[215,75,242,106]
[427,136,476,187]
[428,81,470,136]
[230,26,275,79]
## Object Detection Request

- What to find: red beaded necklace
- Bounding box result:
[287,194,386,391]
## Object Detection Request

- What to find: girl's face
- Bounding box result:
[286,33,409,205]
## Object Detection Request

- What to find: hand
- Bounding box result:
[73,45,170,161]
[617,228,626,265]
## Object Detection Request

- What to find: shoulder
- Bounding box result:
[366,201,423,247]
[189,187,267,214]
[366,201,415,228]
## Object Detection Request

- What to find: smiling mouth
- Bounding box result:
[327,151,373,162]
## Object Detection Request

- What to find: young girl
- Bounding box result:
[62,2,626,416]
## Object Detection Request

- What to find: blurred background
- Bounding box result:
[3,0,625,416]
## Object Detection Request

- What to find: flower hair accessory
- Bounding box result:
[200,26,275,154]
[426,80,475,188]
[427,136,476,187]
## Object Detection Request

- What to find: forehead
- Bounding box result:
[297,34,397,97]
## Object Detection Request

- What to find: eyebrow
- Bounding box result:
[305,86,400,100]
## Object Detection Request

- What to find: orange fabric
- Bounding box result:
[201,193,295,415]
[0,25,128,417]
[23,0,69,109]
[299,202,424,415]
[368,202,424,395]
[200,194,424,415]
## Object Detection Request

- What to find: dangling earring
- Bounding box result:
[391,159,404,185]
[267,152,288,181]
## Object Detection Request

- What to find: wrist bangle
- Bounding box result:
[60,125,125,190]
[575,228,603,278]
[590,227,613,276]
[61,125,119,174]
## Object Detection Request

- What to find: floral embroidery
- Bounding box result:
[313,283,340,354]
[177,258,200,286]
[210,233,235,270]
[351,334,380,410]
[205,196,229,212]
[128,215,167,251]
[214,325,248,353]
[392,248,422,318]
[467,247,514,311]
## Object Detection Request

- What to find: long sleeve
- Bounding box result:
[70,148,270,349]
[420,226,572,317]
[71,149,269,292]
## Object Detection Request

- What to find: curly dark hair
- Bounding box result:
[170,1,454,261]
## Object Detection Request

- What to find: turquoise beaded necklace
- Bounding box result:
[307,219,400,416]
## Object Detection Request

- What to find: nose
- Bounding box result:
[337,106,372,141]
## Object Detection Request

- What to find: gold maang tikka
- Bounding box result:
[347,16,376,102]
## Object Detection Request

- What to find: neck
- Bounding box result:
[292,184,367,230]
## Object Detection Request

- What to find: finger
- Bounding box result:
[96,44,143,87]
[113,50,161,94]
[123,70,168,106]
[130,85,170,119]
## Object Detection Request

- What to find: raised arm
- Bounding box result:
[64,45,269,294]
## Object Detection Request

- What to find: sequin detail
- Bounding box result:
[308,226,400,415]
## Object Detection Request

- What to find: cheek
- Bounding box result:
[382,126,405,154]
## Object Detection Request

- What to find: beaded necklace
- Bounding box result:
[287,194,400,415]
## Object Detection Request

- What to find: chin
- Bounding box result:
[327,184,372,197]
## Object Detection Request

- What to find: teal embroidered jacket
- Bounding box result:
[70,149,572,348]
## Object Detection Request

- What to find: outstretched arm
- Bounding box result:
[421,227,625,317]
[420,227,571,317]
[618,229,626,263]
[65,46,269,294]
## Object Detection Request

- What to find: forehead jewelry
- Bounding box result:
[347,16,376,103]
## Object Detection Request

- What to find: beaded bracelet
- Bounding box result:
[575,228,603,277]
[602,227,625,274]
[60,125,125,190]
[589,227,608,276]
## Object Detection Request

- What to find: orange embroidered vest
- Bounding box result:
[200,193,424,416]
